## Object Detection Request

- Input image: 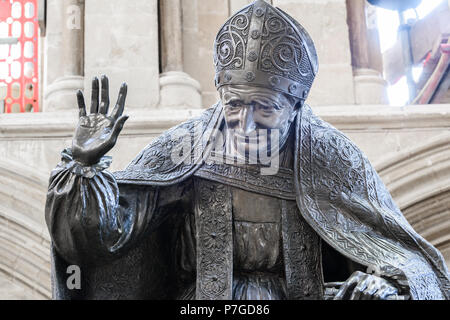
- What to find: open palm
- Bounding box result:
[72,75,129,165]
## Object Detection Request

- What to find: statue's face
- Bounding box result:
[219,84,299,161]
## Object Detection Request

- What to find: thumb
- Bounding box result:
[110,115,129,141]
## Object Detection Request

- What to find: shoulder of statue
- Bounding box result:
[113,102,223,185]
[297,102,370,192]
[299,103,358,150]
[127,102,221,167]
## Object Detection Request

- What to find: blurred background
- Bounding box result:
[0,0,449,299]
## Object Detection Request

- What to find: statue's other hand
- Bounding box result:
[334,271,400,300]
[72,75,129,166]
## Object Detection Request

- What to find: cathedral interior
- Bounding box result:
[0,0,449,299]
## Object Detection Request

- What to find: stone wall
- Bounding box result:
[272,0,356,105]
[84,0,159,109]
[181,0,230,107]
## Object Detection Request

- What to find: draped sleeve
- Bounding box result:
[45,149,158,266]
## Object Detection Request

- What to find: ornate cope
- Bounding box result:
[113,102,450,300]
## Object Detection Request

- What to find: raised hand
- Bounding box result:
[72,75,129,165]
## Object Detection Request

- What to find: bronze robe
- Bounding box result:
[46,102,450,300]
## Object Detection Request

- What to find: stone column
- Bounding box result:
[366,3,384,75]
[346,0,388,105]
[181,0,230,108]
[44,0,84,112]
[159,0,202,109]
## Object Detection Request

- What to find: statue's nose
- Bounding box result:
[240,106,256,135]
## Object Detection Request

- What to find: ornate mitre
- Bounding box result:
[214,0,319,101]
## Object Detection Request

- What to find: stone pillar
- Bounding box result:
[346,0,388,104]
[159,0,202,109]
[366,3,384,75]
[84,0,159,109]
[44,0,84,112]
[272,0,355,106]
[181,0,230,108]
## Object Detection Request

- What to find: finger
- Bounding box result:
[361,281,379,300]
[335,272,367,300]
[109,115,129,143]
[334,277,359,300]
[76,90,87,117]
[111,82,128,120]
[373,290,384,300]
[350,279,369,300]
[90,76,100,114]
[376,286,398,300]
[99,75,110,114]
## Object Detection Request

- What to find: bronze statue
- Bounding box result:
[46,0,450,300]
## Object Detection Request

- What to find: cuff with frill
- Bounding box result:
[59,148,112,178]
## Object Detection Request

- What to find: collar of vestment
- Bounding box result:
[194,161,296,201]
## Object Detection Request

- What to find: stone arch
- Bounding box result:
[377,133,450,265]
[0,159,51,299]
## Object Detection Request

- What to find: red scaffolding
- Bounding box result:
[0,0,39,113]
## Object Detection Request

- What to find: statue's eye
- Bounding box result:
[228,101,242,109]
[273,104,282,110]
[255,102,272,111]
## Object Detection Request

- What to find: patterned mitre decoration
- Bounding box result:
[214,0,319,101]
